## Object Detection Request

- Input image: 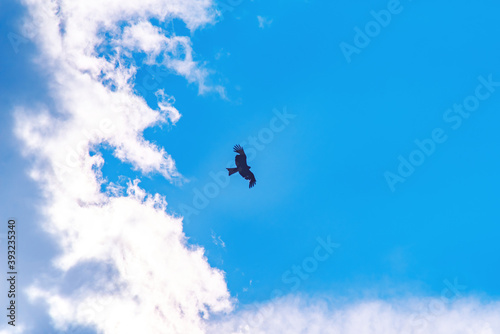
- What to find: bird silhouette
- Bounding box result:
[227,144,256,188]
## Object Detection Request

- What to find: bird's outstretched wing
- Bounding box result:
[233,144,247,167]
[244,171,256,188]
[233,144,245,155]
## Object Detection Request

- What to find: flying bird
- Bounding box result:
[227,144,256,188]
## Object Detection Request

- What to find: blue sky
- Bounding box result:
[1,0,500,333]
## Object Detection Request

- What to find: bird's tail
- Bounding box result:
[227,168,238,176]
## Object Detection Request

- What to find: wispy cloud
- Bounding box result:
[211,230,226,248]
[210,295,500,334]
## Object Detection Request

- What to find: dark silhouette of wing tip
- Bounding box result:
[233,144,243,153]
[248,173,256,188]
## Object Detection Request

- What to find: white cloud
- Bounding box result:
[16,0,232,333]
[156,89,182,125]
[210,295,500,334]
[121,20,225,95]
[257,16,273,29]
